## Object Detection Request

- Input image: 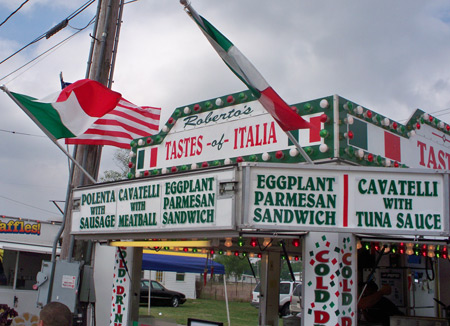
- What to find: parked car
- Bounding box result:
[289,283,302,316]
[140,280,187,307]
[251,281,299,316]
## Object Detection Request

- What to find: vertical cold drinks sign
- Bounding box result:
[303,233,357,326]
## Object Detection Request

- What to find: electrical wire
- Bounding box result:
[0,0,96,66]
[0,33,47,65]
[0,0,30,27]
[67,0,96,21]
[0,128,45,138]
[0,195,60,215]
[397,108,450,123]
[0,17,95,83]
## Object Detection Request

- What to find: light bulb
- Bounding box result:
[224,238,233,248]
[406,243,414,255]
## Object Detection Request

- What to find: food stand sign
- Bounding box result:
[71,167,236,235]
[128,91,331,178]
[243,164,449,236]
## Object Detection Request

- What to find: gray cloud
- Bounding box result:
[0,0,449,219]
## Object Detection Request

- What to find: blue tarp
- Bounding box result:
[142,253,225,274]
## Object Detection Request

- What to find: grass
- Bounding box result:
[138,298,259,326]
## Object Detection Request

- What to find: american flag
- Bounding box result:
[65,98,161,149]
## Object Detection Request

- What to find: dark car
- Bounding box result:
[140,280,187,307]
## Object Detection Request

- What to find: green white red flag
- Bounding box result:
[182,2,311,132]
[6,79,121,140]
[4,79,161,149]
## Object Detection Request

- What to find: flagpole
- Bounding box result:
[286,131,314,164]
[0,85,97,184]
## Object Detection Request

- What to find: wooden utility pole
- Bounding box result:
[60,0,122,260]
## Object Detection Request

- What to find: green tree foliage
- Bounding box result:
[280,260,302,281]
[100,148,129,182]
[215,255,254,279]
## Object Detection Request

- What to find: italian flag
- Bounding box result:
[7,79,121,140]
[183,3,311,132]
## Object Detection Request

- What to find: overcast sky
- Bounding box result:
[0,0,449,221]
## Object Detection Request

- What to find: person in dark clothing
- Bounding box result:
[358,281,404,326]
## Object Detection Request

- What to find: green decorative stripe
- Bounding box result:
[11,92,76,139]
[348,118,368,150]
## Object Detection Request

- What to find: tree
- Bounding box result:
[280,260,302,281]
[214,255,253,280]
[100,148,129,182]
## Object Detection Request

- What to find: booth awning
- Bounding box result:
[142,253,225,274]
[0,241,59,255]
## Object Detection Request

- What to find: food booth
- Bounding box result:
[0,216,61,324]
[71,90,450,326]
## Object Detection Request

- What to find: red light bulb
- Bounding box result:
[275,151,284,159]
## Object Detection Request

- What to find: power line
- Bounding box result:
[398,108,450,123]
[0,0,30,27]
[0,0,96,65]
[0,195,60,215]
[0,128,46,138]
[0,17,95,83]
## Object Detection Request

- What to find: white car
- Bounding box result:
[251,281,299,316]
[289,283,302,316]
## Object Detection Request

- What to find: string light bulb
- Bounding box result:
[406,243,414,255]
[263,238,272,247]
[399,243,406,254]
[356,240,362,250]
[224,238,233,248]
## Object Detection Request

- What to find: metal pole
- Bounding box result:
[223,275,231,326]
[286,131,314,164]
[0,85,97,183]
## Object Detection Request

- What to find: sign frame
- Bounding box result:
[240,163,450,237]
[71,165,239,239]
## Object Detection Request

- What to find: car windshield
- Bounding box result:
[293,284,302,296]
[151,281,164,290]
[253,283,261,293]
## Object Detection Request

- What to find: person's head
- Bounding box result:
[365,280,379,294]
[39,302,72,326]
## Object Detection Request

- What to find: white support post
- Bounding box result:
[302,232,357,326]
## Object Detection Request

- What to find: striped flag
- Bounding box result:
[182,2,311,132]
[66,98,161,149]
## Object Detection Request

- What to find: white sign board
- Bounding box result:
[244,164,449,236]
[71,167,236,235]
[134,99,324,175]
